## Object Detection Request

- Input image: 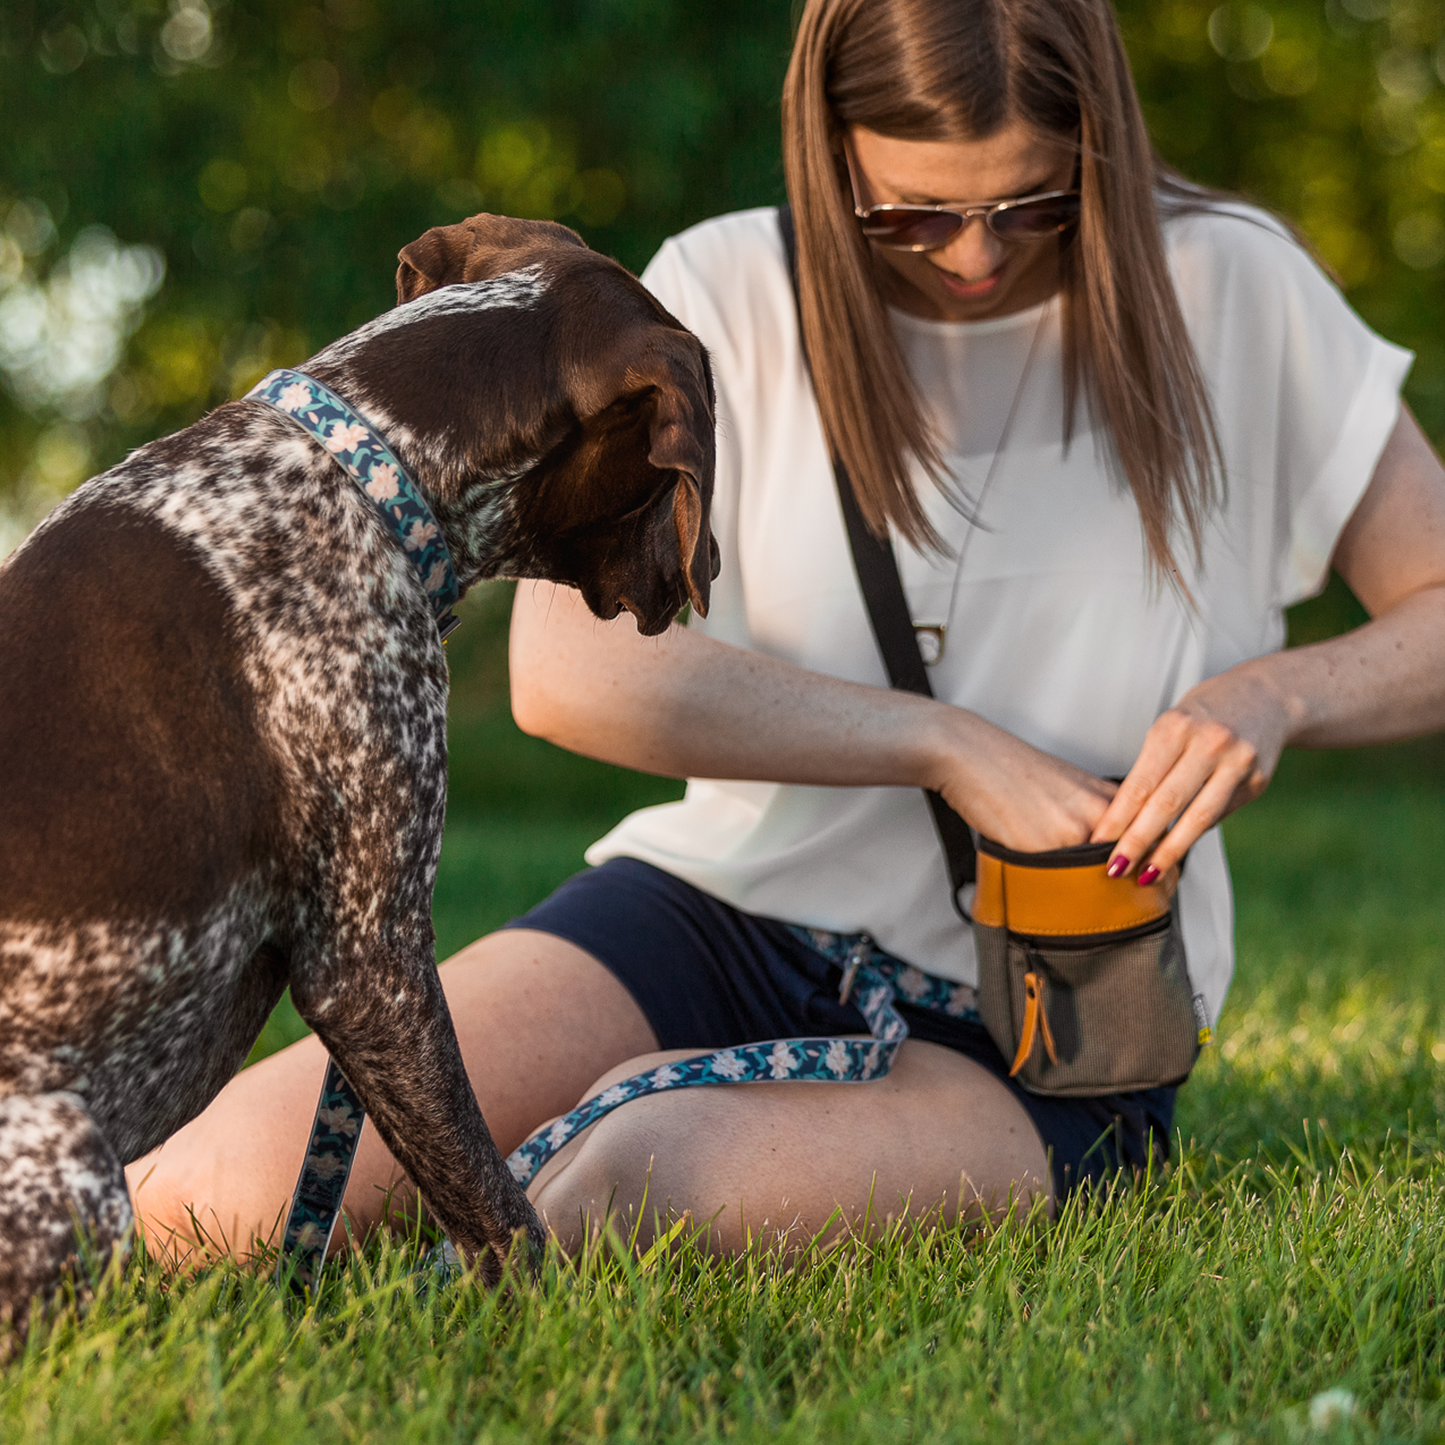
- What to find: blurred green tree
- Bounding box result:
[0,0,793,537]
[2,0,1441,639]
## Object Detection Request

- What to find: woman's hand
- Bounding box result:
[926,709,1118,853]
[1087,666,1293,880]
[1092,405,1445,884]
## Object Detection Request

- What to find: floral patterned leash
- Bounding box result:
[418,933,980,1283]
[502,932,973,1189]
[250,366,461,1293]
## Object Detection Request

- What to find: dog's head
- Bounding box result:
[327,213,718,636]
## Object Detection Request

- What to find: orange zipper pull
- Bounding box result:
[1010,972,1042,1076]
[1009,969,1059,1076]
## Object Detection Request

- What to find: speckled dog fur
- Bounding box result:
[0,214,716,1339]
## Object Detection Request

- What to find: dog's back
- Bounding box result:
[0,494,288,1155]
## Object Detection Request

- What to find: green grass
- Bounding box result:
[6,586,1444,1440]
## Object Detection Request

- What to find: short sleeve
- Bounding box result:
[640,237,692,330]
[1168,209,1413,608]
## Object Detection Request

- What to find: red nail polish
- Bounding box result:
[1107,856,1130,879]
[1137,865,1160,887]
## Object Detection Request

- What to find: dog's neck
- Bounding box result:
[422,469,531,590]
[250,368,465,620]
[290,374,545,598]
[294,271,568,596]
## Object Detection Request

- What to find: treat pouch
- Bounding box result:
[972,838,1208,1097]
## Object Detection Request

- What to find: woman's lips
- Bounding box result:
[936,263,1006,300]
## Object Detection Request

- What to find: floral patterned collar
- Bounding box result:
[250,368,460,639]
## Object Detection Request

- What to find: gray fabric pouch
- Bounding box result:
[971,836,1207,1097]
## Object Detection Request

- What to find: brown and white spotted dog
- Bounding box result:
[0,213,717,1338]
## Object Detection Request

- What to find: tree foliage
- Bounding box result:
[2,0,1442,550]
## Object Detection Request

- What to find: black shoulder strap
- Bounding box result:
[777,206,976,910]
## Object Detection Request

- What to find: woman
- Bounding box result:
[129,0,1445,1258]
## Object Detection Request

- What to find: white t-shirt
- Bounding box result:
[588,204,1411,1025]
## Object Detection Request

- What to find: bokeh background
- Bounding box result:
[5,0,1445,545]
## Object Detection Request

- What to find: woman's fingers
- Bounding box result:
[939,723,1116,852]
[1088,709,1194,848]
[968,781,1112,853]
[1095,701,1273,876]
[1112,745,1262,878]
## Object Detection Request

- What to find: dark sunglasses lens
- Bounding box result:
[988,194,1081,239]
[859,209,964,250]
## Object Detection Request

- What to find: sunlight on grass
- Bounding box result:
[6,1148,1443,1441]
[6,745,1443,1441]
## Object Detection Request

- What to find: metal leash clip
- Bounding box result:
[838,935,871,1006]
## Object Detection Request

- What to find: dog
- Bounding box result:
[0,213,717,1337]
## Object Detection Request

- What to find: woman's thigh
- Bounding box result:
[529,1039,1053,1255]
[125,928,657,1262]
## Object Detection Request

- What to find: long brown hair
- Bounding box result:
[781,0,1222,576]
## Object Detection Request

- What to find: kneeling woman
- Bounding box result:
[130,0,1445,1256]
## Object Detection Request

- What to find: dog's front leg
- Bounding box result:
[289,946,545,1283]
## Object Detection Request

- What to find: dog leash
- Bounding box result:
[250,367,461,1292]
[503,929,981,1188]
[414,934,980,1284]
[281,921,977,1289]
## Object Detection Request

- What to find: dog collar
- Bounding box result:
[249,368,461,639]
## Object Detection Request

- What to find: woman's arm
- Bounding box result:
[509,582,1117,852]
[1092,404,1445,878]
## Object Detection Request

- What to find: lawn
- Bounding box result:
[4,588,1443,1443]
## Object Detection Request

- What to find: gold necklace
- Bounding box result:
[912,301,1050,666]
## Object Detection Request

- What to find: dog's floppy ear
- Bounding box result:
[532,329,716,634]
[633,357,716,617]
[397,214,588,303]
[396,225,471,303]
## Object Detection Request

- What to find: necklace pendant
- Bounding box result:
[914,623,946,666]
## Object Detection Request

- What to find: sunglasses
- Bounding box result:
[845,147,1080,251]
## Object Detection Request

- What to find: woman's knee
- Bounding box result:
[530,1099,683,1253]
[126,1148,216,1265]
[529,1051,1056,1256]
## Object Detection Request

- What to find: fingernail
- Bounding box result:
[1137,865,1161,887]
[1107,856,1130,879]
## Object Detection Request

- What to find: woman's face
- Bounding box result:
[846,121,1078,323]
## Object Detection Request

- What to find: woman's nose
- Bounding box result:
[932,216,1005,281]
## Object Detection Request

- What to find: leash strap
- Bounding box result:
[275,1064,366,1291]
[775,208,976,915]
[503,930,981,1187]
[251,366,461,1292]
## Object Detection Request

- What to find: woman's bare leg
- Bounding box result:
[528,1042,1052,1255]
[127,931,1053,1266]
[124,929,657,1263]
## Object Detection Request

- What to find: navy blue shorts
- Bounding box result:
[504,856,1176,1199]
